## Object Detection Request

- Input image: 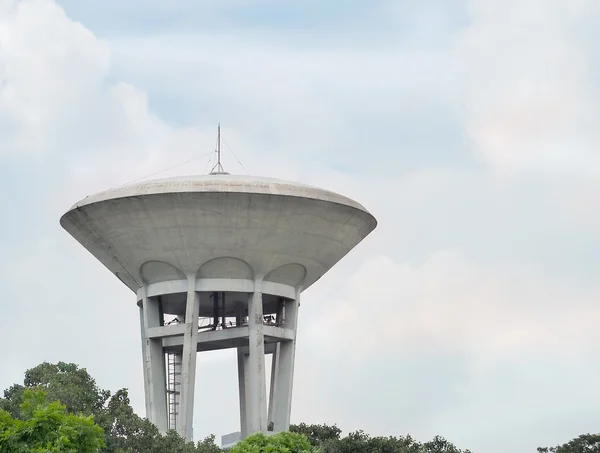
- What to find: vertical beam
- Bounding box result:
[268,297,284,426]
[138,304,151,420]
[267,343,280,429]
[212,292,219,329]
[220,292,226,329]
[237,346,249,437]
[271,294,300,431]
[179,276,200,441]
[141,289,168,432]
[246,281,267,434]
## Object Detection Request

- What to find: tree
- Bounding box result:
[538,433,600,452]
[422,435,472,453]
[0,389,105,453]
[290,423,341,448]
[196,434,223,453]
[98,388,159,453]
[0,362,109,419]
[228,431,311,453]
[288,425,471,453]
[0,362,220,453]
[319,430,420,453]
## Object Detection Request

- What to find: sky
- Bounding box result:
[1,0,600,452]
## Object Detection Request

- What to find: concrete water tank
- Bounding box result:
[60,173,377,441]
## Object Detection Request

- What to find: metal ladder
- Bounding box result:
[166,352,181,431]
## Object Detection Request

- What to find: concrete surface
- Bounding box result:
[60,174,377,295]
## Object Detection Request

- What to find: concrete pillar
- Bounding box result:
[141,289,168,432]
[237,347,249,437]
[138,305,151,420]
[271,294,300,431]
[246,282,267,433]
[267,343,280,429]
[179,276,200,441]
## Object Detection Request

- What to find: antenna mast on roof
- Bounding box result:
[217,123,222,170]
[210,123,228,174]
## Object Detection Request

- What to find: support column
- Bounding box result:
[246,281,267,434]
[179,276,200,441]
[271,293,300,432]
[268,298,284,428]
[141,289,168,432]
[237,346,250,437]
[138,304,151,421]
[267,343,280,429]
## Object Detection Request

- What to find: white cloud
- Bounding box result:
[0,0,110,154]
[308,249,600,365]
[0,0,196,190]
[297,249,600,453]
[0,0,245,209]
[458,0,600,174]
[104,29,463,175]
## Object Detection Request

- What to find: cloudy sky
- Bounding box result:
[2,0,600,451]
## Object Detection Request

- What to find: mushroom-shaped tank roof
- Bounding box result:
[61,174,377,293]
[68,174,371,212]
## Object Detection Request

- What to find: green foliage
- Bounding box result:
[0,362,221,453]
[0,389,105,453]
[196,434,224,453]
[0,362,109,419]
[229,431,311,453]
[290,425,470,453]
[290,423,341,448]
[96,388,159,453]
[537,433,600,452]
[422,435,472,453]
[320,430,419,453]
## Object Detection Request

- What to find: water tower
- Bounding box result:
[60,144,377,442]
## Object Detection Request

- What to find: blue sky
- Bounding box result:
[2,1,600,452]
